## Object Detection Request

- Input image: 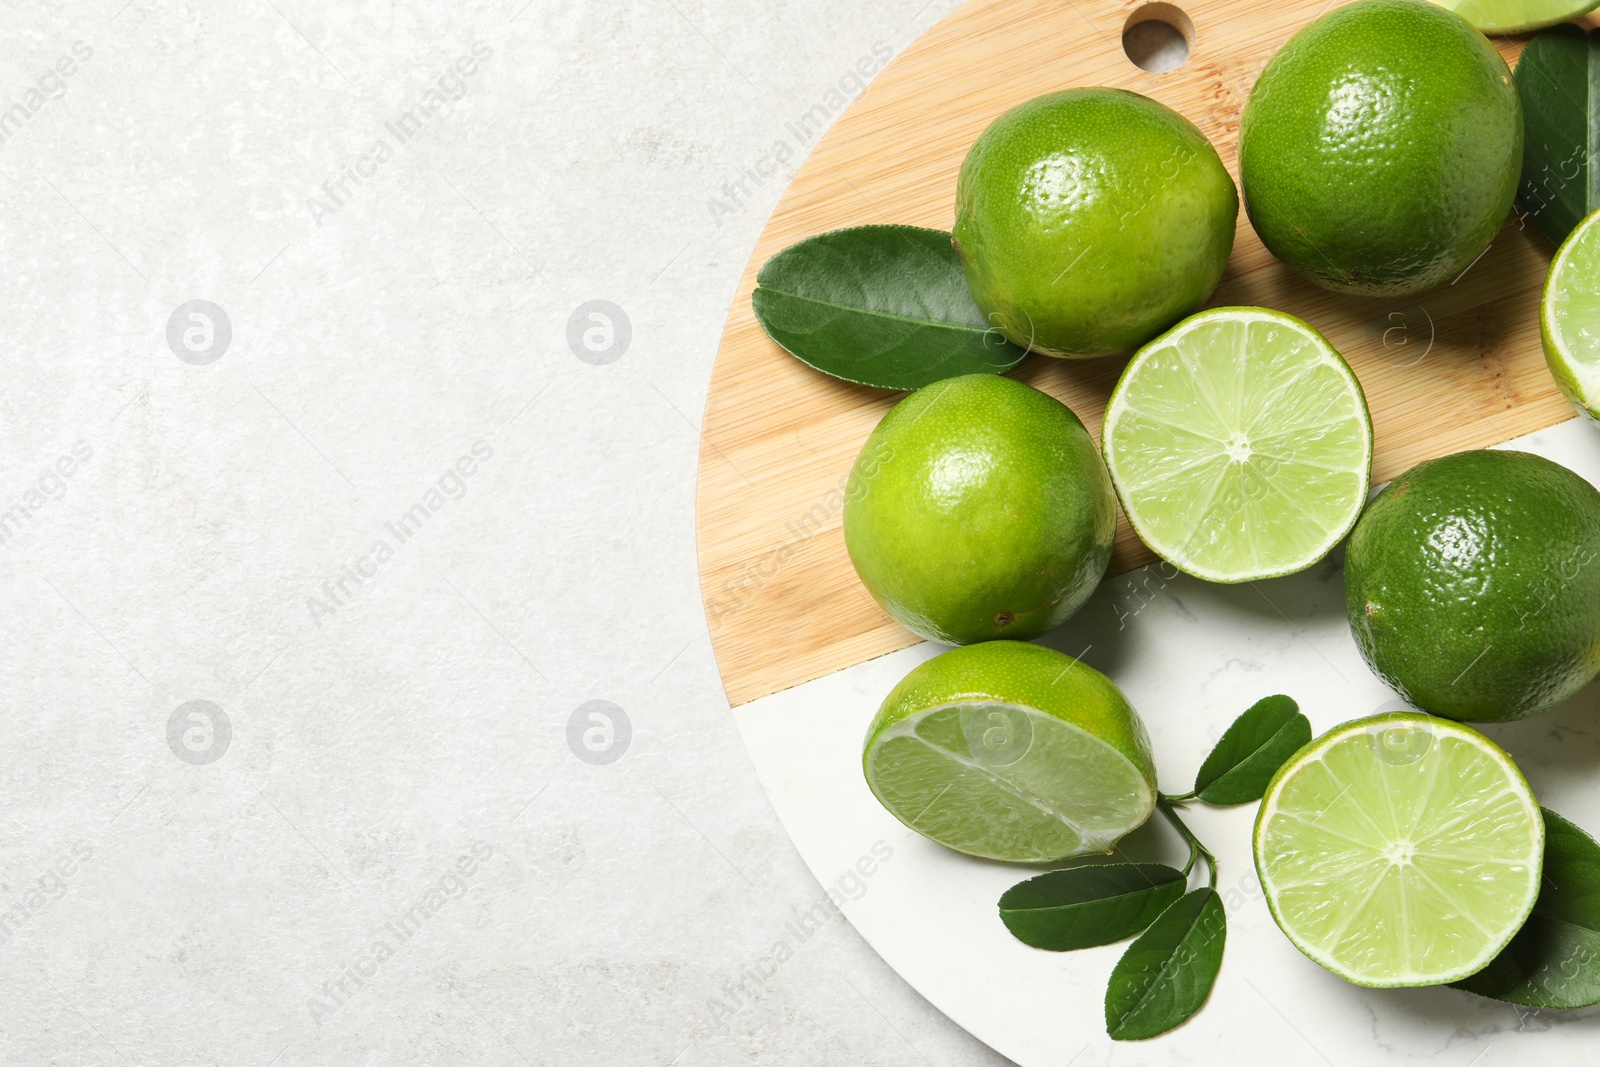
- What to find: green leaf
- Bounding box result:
[999,863,1186,951]
[1105,888,1226,1041]
[751,225,1026,391]
[1514,25,1600,247]
[1192,695,1311,805]
[1454,808,1600,1009]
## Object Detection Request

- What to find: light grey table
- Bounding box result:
[0,2,1009,1063]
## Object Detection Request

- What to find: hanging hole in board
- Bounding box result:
[1123,3,1195,74]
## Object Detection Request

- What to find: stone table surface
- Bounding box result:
[0,2,1008,1064]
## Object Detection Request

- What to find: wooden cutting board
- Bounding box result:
[696,0,1594,709]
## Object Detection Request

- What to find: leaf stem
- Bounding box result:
[1157,793,1218,889]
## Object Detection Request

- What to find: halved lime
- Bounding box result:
[863,641,1156,863]
[1255,713,1544,987]
[1543,205,1600,422]
[1430,0,1599,34]
[1101,307,1372,583]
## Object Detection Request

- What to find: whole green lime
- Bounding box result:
[953,88,1237,359]
[1239,0,1520,297]
[1345,449,1600,722]
[863,641,1156,862]
[844,374,1115,645]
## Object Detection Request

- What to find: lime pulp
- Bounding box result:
[1101,307,1372,583]
[1254,713,1543,987]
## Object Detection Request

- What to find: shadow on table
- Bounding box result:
[1032,543,1351,688]
[1477,681,1600,782]
[1378,980,1600,1035]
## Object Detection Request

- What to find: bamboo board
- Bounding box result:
[697,0,1595,708]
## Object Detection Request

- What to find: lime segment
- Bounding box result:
[863,642,1155,863]
[1101,307,1372,583]
[1543,206,1600,422]
[1255,713,1543,987]
[1430,0,1600,33]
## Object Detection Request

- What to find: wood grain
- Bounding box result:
[696,0,1594,708]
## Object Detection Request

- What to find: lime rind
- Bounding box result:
[1254,713,1544,988]
[1102,307,1374,584]
[864,701,1155,863]
[1430,0,1600,34]
[1542,205,1600,423]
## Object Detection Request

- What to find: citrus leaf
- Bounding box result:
[1105,888,1225,1041]
[751,225,1026,391]
[1514,24,1600,247]
[1454,808,1600,1009]
[999,863,1186,951]
[1193,695,1310,805]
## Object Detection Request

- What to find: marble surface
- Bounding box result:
[737,417,1600,1067]
[0,2,1011,1065]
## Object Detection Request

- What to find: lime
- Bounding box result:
[1543,205,1600,422]
[844,373,1116,645]
[1431,0,1600,33]
[863,641,1156,862]
[1100,307,1372,583]
[1345,449,1600,723]
[1239,0,1521,297]
[953,87,1237,359]
[1255,712,1543,987]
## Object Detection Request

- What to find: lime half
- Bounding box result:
[1430,0,1599,34]
[1543,206,1600,422]
[863,642,1156,863]
[1102,307,1372,583]
[1255,713,1543,987]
